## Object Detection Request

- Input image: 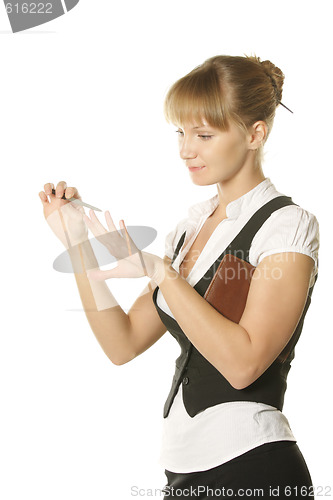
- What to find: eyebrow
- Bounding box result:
[178,125,212,130]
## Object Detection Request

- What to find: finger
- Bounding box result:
[83,211,110,241]
[64,187,75,199]
[82,213,96,231]
[43,182,55,196]
[104,211,117,233]
[39,191,49,205]
[120,220,132,256]
[64,186,83,201]
[88,210,109,233]
[55,180,67,199]
[119,220,146,275]
[119,219,138,255]
[137,249,149,277]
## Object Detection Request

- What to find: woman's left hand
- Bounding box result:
[83,210,164,282]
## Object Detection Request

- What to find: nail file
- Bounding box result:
[51,188,102,212]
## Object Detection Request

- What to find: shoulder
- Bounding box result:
[249,202,320,286]
[256,203,319,246]
[259,203,319,237]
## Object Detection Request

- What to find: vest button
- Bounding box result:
[182,376,189,385]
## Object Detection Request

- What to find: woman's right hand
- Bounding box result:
[39,181,89,249]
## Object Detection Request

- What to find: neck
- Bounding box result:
[214,167,266,218]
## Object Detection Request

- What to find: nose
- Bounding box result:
[179,136,197,161]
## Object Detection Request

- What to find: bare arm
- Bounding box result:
[156,252,315,389]
[70,241,167,365]
[40,180,167,366]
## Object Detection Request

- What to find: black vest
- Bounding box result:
[153,196,318,418]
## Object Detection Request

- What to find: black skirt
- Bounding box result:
[162,440,314,499]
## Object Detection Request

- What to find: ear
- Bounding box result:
[247,121,268,150]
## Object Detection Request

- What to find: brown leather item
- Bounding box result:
[204,253,297,363]
[203,254,256,324]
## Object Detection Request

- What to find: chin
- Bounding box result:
[190,172,219,187]
[190,177,213,187]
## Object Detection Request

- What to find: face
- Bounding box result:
[175,119,253,186]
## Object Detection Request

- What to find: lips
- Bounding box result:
[188,166,206,172]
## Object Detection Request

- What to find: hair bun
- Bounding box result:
[247,55,285,104]
[260,59,285,103]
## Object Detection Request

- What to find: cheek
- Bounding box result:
[208,141,247,176]
[228,134,244,151]
[225,139,248,164]
[211,140,242,163]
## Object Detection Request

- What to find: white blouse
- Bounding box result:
[157,177,320,473]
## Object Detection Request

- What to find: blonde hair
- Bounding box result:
[163,53,286,168]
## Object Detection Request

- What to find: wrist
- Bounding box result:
[46,208,88,250]
[58,208,88,248]
[151,256,178,286]
[65,231,89,249]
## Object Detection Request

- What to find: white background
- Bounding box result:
[0,1,331,498]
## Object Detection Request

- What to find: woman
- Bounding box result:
[39,54,319,499]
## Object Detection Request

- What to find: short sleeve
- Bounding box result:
[164,216,188,260]
[249,205,320,287]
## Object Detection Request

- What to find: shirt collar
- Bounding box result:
[188,178,278,220]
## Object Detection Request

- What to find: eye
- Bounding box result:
[175,130,213,139]
[198,135,213,140]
